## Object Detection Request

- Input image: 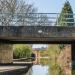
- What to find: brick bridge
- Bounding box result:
[0,26,75,65]
[0,13,75,65]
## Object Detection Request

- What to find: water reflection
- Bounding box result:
[23,58,65,75]
[32,65,49,75]
[25,65,49,75]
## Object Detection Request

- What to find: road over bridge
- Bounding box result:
[0,26,75,44]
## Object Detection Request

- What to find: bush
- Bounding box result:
[13,44,32,59]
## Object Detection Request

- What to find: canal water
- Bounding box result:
[31,65,49,75]
[25,65,49,75]
[23,58,65,75]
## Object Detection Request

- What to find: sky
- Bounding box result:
[32,44,48,50]
[26,0,75,13]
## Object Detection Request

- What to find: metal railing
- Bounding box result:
[0,13,75,26]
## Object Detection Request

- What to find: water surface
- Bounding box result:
[23,58,65,75]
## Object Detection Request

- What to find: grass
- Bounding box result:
[72,70,75,75]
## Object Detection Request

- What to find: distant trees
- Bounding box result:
[16,1,37,26]
[57,1,74,26]
[0,0,52,26]
[13,44,32,59]
[37,14,51,26]
[0,0,17,26]
[0,0,36,26]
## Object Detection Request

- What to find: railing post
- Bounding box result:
[56,13,59,26]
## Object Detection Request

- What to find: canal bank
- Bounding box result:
[0,63,33,75]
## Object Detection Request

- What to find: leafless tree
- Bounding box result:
[0,0,51,26]
[0,0,37,26]
[37,14,52,26]
[0,0,17,26]
[16,1,37,26]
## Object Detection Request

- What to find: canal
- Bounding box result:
[22,58,65,75]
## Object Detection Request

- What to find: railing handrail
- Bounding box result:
[0,13,75,26]
[0,12,75,14]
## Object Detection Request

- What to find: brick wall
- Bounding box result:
[57,44,71,75]
[0,44,13,64]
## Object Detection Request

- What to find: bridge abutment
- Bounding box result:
[0,44,13,64]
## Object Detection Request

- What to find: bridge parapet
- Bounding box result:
[0,13,75,42]
[0,26,75,40]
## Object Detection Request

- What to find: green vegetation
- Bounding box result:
[47,45,65,75]
[72,70,75,75]
[49,63,65,75]
[59,44,65,50]
[38,44,65,75]
[40,58,50,65]
[13,44,32,59]
[40,50,49,57]
[58,1,74,26]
